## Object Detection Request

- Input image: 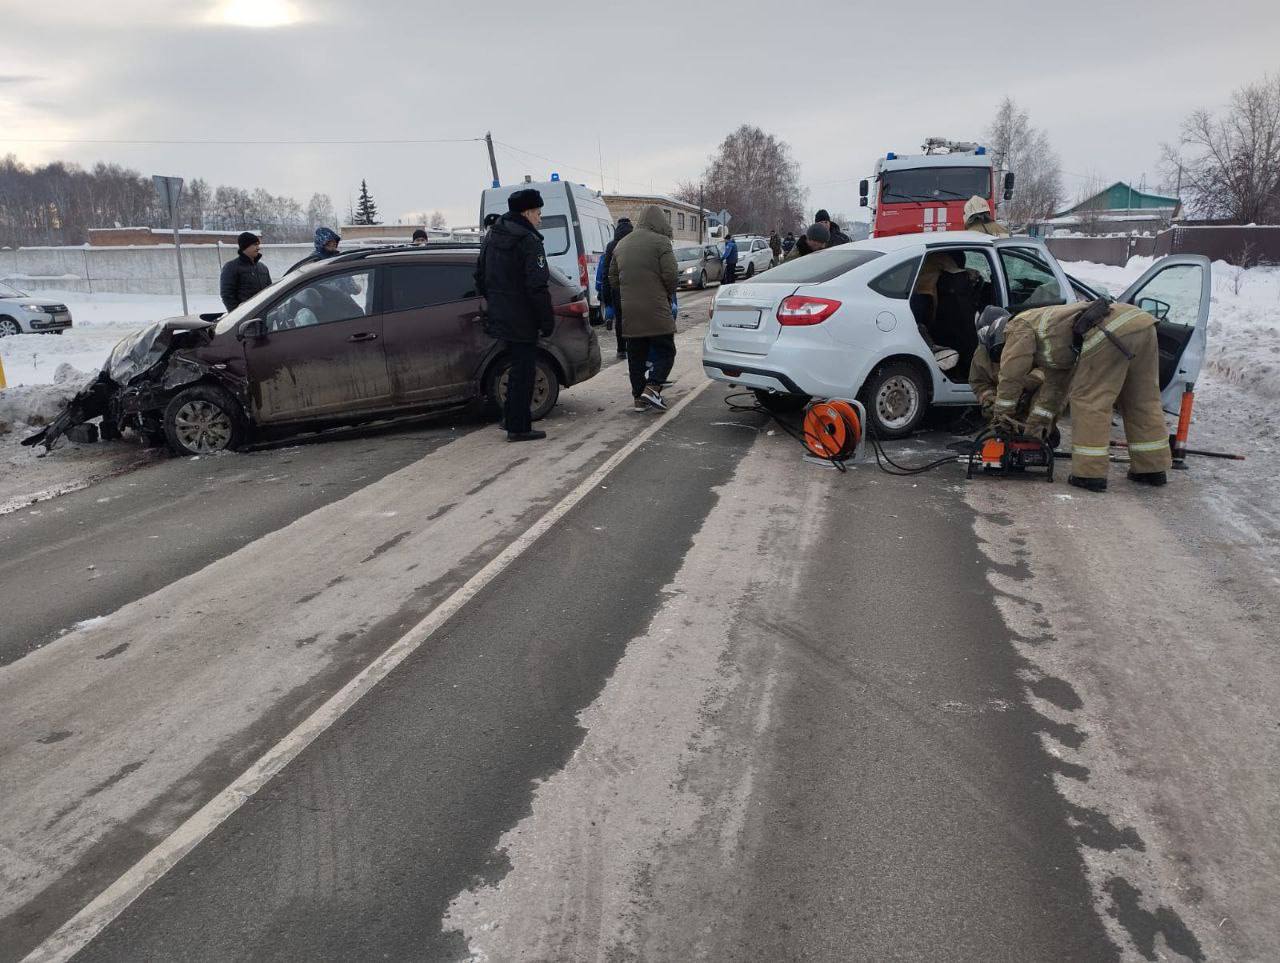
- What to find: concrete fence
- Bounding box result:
[0,243,313,296]
[1046,225,1280,268]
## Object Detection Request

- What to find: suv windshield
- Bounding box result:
[214,275,295,334]
[0,281,27,298]
[749,248,884,284]
[881,166,990,203]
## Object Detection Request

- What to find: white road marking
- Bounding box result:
[22,377,712,963]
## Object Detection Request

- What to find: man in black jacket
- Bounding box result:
[474,188,554,442]
[220,232,272,312]
[599,217,632,358]
[814,209,852,247]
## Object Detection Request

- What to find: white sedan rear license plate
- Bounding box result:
[719,310,762,329]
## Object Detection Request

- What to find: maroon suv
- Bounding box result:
[29,246,602,455]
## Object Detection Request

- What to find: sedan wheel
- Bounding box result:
[0,318,21,337]
[697,270,707,290]
[860,361,927,439]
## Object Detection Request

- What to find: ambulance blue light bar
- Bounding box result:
[550,172,561,182]
[886,152,896,160]
[976,146,987,155]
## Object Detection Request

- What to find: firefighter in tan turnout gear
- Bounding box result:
[962,195,1009,236]
[989,302,1081,440]
[970,306,1051,436]
[1063,300,1171,492]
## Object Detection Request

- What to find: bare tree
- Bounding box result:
[305,193,335,233]
[985,98,1064,226]
[675,126,806,236]
[428,210,448,230]
[185,178,210,229]
[1162,73,1280,223]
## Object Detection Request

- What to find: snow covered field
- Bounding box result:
[0,290,222,389]
[1061,256,1280,401]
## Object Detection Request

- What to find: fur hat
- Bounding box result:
[508,189,545,213]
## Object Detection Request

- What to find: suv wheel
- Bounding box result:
[744,262,756,278]
[163,384,247,455]
[0,317,21,337]
[859,361,927,439]
[487,354,561,422]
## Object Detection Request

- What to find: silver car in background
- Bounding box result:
[0,280,74,336]
[675,243,725,290]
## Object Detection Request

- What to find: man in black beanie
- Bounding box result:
[814,209,851,246]
[474,188,555,441]
[220,231,272,312]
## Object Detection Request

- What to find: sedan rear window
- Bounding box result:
[756,249,884,284]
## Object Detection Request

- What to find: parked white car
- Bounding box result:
[730,236,774,279]
[702,231,1211,437]
[0,280,73,336]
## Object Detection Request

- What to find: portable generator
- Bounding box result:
[966,431,1056,482]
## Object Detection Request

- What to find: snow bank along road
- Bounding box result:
[1,295,1277,962]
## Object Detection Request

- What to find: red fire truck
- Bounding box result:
[859,138,1015,238]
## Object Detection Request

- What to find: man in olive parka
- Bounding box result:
[608,204,679,410]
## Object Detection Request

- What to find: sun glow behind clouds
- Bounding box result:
[209,0,303,28]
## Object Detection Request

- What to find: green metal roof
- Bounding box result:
[1055,182,1180,217]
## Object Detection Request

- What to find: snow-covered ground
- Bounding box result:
[0,290,222,389]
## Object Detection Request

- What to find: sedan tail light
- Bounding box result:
[777,295,841,326]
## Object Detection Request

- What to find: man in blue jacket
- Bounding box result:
[721,235,738,283]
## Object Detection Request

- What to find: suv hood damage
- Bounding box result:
[23,316,218,452]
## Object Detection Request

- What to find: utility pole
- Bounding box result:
[698,183,705,241]
[485,132,500,187]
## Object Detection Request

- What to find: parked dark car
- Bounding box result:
[27,246,601,456]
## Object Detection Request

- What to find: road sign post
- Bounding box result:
[153,175,189,315]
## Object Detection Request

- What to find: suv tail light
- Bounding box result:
[554,298,589,318]
[777,295,841,326]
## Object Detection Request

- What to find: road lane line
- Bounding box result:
[23,377,713,963]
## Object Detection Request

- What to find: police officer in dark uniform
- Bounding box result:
[474,188,555,442]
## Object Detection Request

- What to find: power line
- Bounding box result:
[1,136,486,146]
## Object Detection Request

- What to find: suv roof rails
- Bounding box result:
[327,243,483,265]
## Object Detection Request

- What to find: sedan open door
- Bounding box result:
[1116,255,1212,414]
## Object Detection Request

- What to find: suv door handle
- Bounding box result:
[347,332,378,342]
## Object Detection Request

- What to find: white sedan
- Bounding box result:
[702,231,1211,437]
[729,237,775,279]
[0,280,74,336]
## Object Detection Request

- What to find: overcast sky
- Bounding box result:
[2,0,1277,229]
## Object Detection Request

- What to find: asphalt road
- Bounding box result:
[1,298,1275,962]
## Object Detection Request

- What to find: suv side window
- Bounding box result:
[869,256,921,300]
[265,269,375,332]
[999,248,1065,310]
[386,264,477,312]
